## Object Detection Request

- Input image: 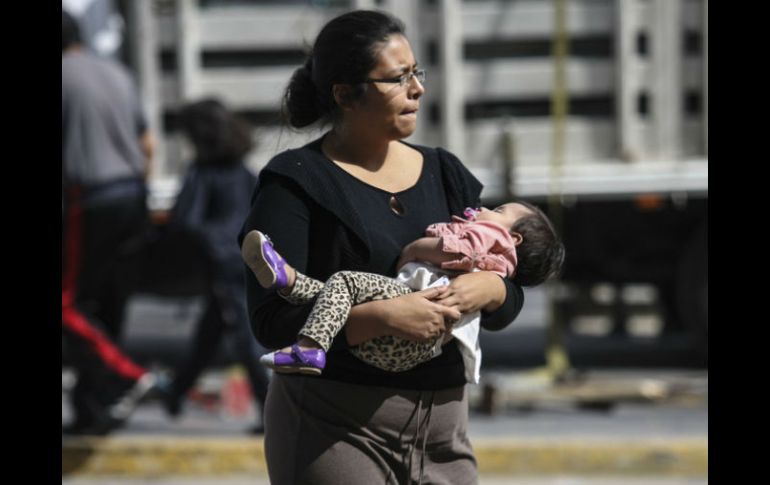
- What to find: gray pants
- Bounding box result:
[264,374,478,485]
[283,271,441,372]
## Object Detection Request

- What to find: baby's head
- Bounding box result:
[474,202,565,287]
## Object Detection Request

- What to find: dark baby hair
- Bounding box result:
[511,201,565,287]
[282,10,405,128]
[178,98,254,167]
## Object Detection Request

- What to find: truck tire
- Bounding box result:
[675,222,708,364]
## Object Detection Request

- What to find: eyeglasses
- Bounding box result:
[365,69,426,88]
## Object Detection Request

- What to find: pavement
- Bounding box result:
[62,475,708,485]
[62,367,708,481]
[63,291,707,481]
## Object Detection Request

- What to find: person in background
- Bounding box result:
[239,10,526,483]
[62,9,157,435]
[160,98,270,435]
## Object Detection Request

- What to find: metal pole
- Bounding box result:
[127,0,165,180]
[386,0,426,144]
[651,0,683,159]
[546,0,571,382]
[439,0,466,162]
[177,0,201,101]
[615,0,642,161]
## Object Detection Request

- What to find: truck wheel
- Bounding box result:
[675,223,708,364]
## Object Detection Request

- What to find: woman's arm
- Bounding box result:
[238,174,315,349]
[240,175,464,349]
[481,277,524,330]
[344,286,461,346]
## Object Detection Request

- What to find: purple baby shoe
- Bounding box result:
[259,344,326,375]
[241,230,289,289]
[463,207,481,220]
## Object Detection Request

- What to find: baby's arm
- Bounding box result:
[397,237,461,270]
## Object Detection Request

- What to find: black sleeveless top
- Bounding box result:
[317,141,451,276]
[239,137,524,390]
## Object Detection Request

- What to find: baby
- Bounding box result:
[242,202,564,382]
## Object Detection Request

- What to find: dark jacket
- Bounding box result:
[173,163,257,274]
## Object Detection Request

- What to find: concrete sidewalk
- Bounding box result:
[63,475,708,485]
[62,369,708,479]
[63,435,707,477]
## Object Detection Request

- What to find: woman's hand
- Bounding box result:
[434,271,506,314]
[385,286,463,342]
[345,286,462,345]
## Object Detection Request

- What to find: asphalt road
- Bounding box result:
[109,287,706,372]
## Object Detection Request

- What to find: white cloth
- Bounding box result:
[395,262,482,384]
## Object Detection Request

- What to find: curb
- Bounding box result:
[62,436,707,477]
[473,438,707,476]
[63,437,267,477]
[469,370,708,414]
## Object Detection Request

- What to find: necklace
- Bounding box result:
[389,194,405,216]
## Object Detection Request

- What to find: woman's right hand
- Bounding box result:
[383,286,462,342]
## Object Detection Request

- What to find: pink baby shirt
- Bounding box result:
[425,216,518,278]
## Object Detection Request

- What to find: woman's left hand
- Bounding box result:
[434,271,506,315]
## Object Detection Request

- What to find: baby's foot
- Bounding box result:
[259,344,326,375]
[242,230,290,289]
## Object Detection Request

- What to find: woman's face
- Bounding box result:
[349,34,425,140]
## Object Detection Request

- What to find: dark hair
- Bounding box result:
[62,10,81,52]
[282,10,405,128]
[178,98,254,167]
[511,201,566,287]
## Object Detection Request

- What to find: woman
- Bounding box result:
[238,10,524,484]
[164,98,270,434]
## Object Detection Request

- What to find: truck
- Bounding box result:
[120,0,707,362]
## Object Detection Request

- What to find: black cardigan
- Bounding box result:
[238,138,524,390]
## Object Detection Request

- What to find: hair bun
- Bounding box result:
[283,58,321,128]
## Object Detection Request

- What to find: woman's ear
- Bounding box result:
[332,84,356,110]
[510,232,524,246]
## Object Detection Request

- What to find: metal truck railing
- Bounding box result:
[126,0,706,206]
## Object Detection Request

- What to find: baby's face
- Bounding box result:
[475,203,533,231]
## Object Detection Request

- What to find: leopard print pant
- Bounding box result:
[280,271,441,372]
